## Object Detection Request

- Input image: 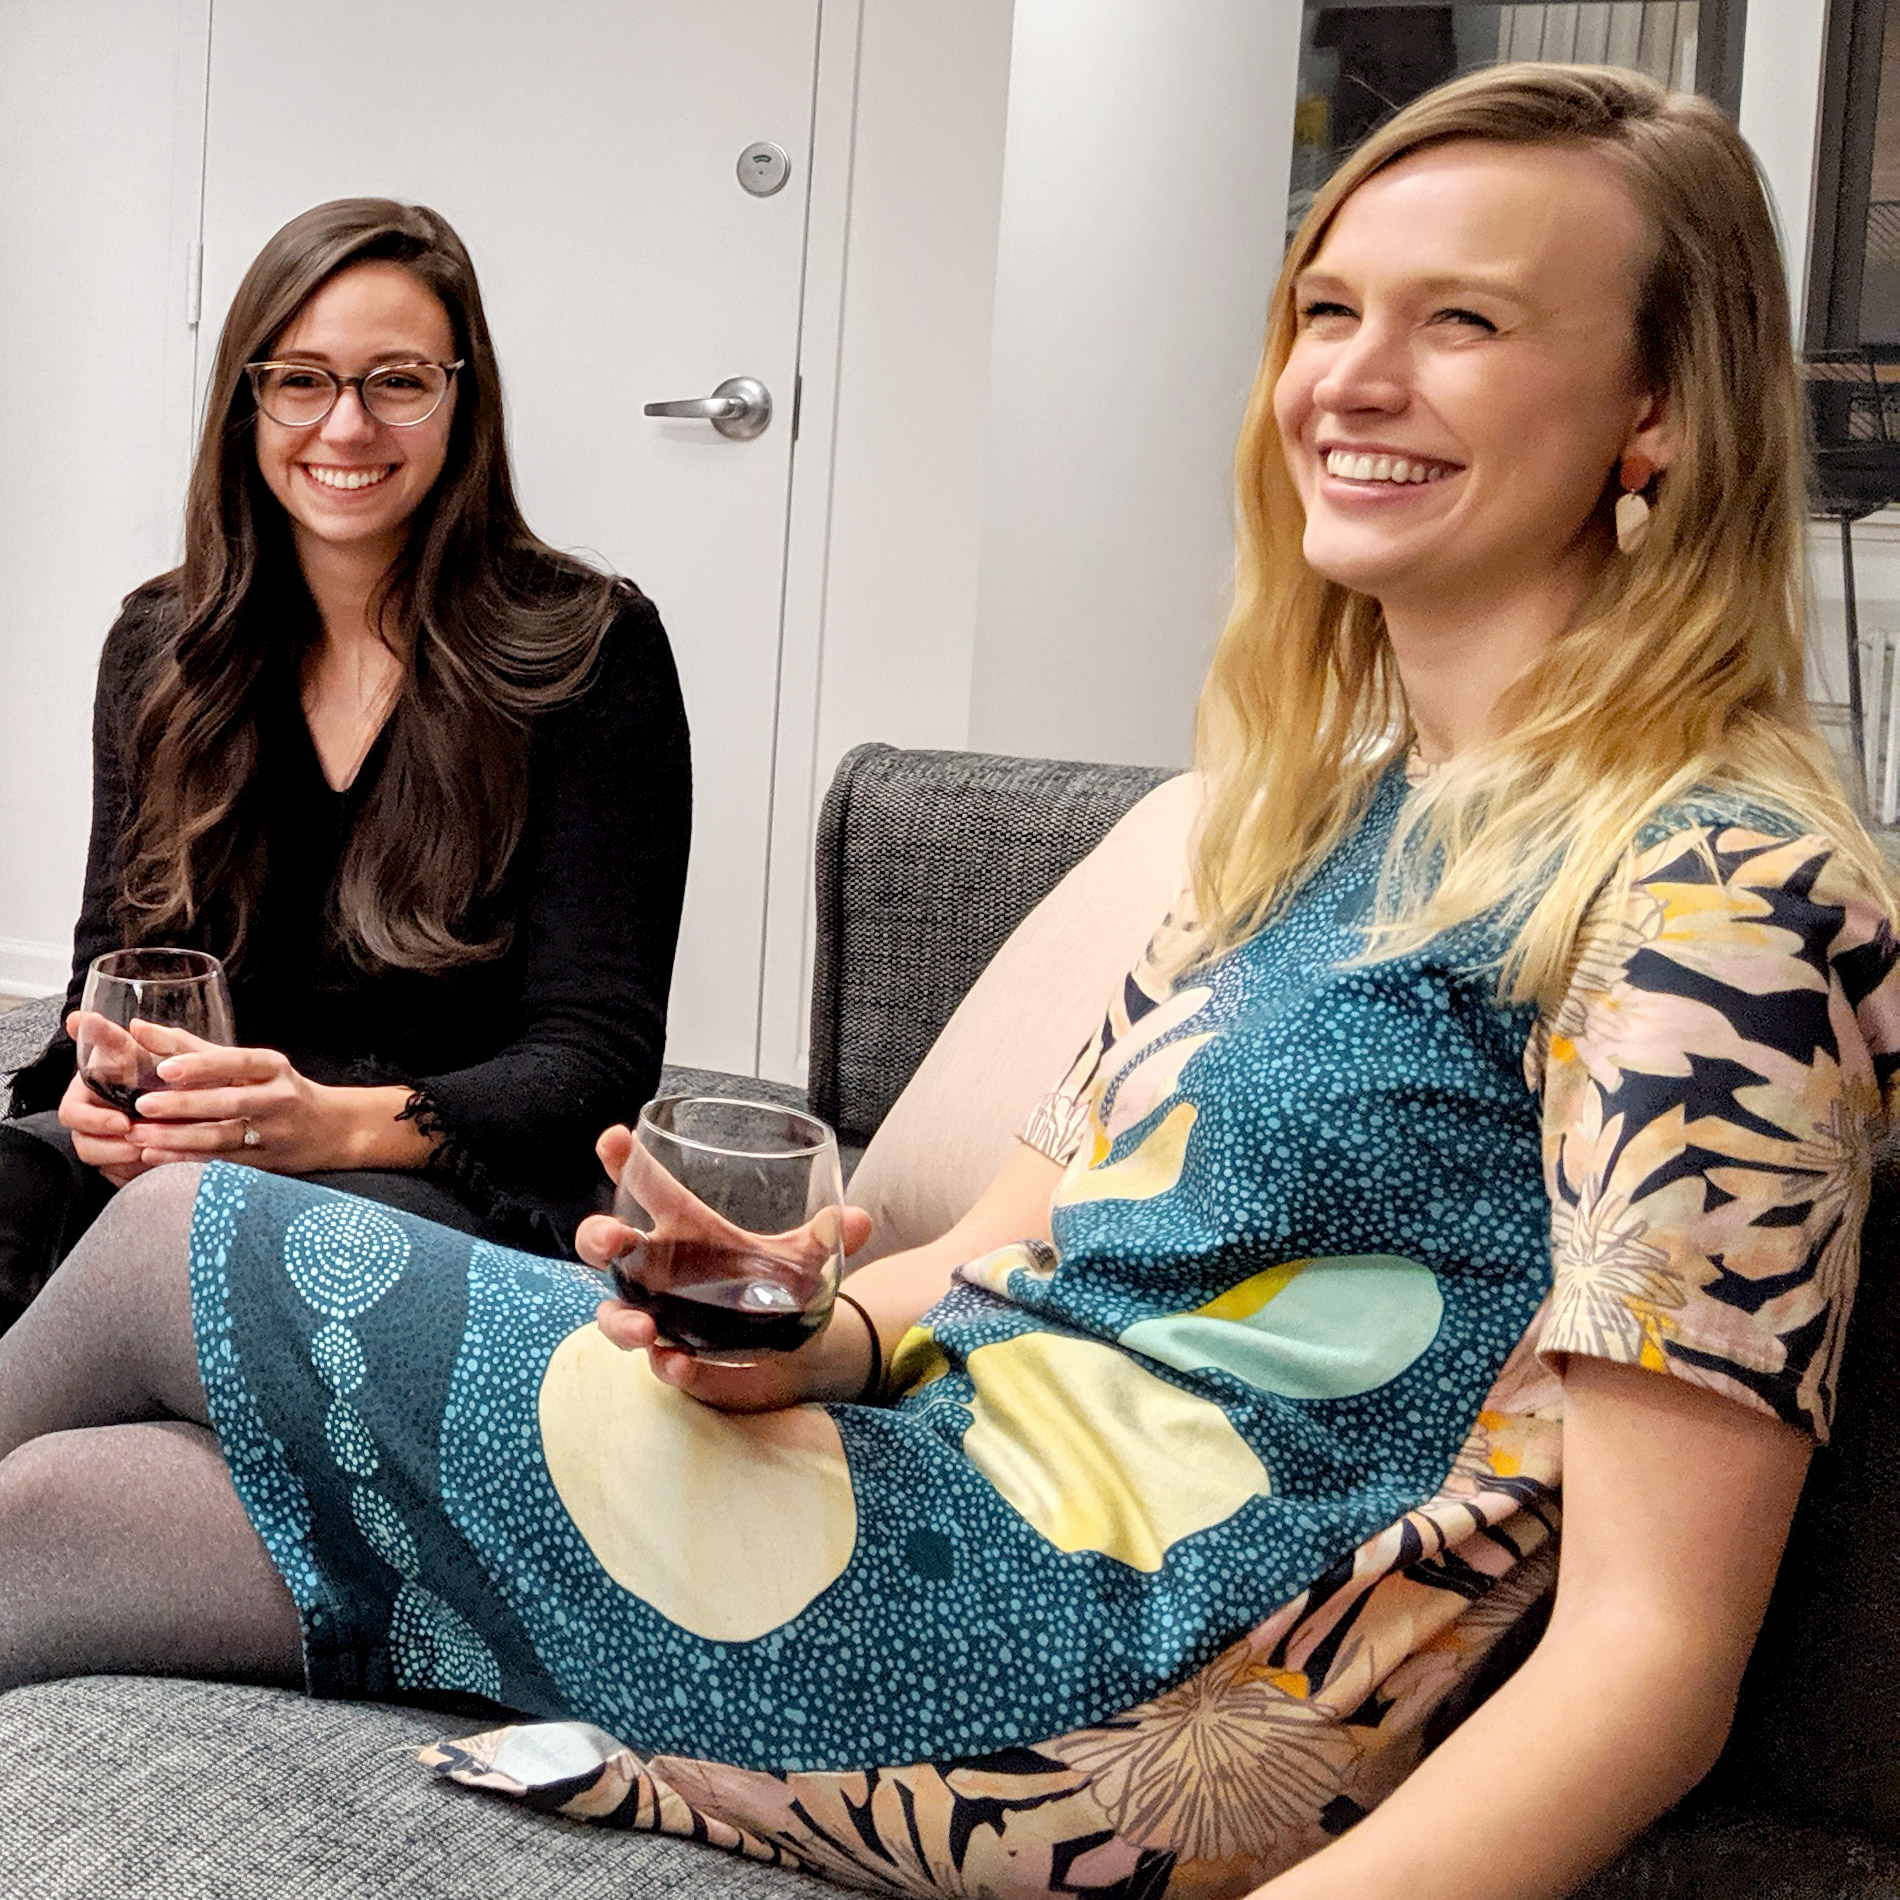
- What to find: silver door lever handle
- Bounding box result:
[643,376,772,440]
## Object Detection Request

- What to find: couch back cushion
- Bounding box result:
[1710,1137,1900,1832]
[810,745,1178,1148]
[845,771,1199,1261]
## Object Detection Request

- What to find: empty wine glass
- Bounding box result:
[610,1095,846,1366]
[74,948,236,1118]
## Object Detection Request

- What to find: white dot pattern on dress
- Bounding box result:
[310,1321,367,1395]
[324,1398,380,1478]
[187,1164,325,1609]
[282,1200,411,1320]
[351,1483,420,1578]
[390,1580,503,1701]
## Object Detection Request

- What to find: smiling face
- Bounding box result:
[252,259,458,573]
[1273,139,1672,629]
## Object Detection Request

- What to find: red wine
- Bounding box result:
[611,1240,825,1355]
[81,1071,152,1118]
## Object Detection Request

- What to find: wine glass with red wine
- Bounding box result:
[610,1095,847,1366]
[74,949,236,1118]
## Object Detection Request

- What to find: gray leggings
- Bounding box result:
[0,1165,304,1690]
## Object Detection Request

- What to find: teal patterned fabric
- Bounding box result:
[189,764,1899,1897]
[190,769,1552,1770]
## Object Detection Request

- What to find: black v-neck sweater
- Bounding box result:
[10,583,692,1252]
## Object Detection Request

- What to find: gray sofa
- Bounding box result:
[2,743,1899,1898]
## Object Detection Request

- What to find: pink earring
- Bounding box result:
[1615,453,1655,555]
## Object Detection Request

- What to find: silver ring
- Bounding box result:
[242,1119,261,1150]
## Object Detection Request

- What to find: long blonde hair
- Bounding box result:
[1192,63,1894,1005]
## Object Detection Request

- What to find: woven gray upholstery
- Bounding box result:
[1577,1805,1900,1897]
[1699,1138,1900,1835]
[0,1675,836,1899]
[654,1067,858,1178]
[656,1065,805,1115]
[808,743,1175,1145]
[0,991,60,1087]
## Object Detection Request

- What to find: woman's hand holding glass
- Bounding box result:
[576,1121,875,1414]
[60,947,244,1183]
[58,1022,164,1186]
[95,1023,384,1174]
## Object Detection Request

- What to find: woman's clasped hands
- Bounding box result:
[575,1122,875,1415]
[58,1012,384,1184]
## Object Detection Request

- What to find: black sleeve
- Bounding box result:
[8,592,164,1115]
[402,592,692,1210]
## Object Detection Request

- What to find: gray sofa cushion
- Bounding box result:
[0,993,60,1087]
[2,1674,835,1899]
[8,1673,1900,1898]
[1576,1805,1900,1898]
[808,744,1174,1146]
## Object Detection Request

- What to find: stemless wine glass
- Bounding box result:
[74,948,236,1118]
[610,1095,847,1366]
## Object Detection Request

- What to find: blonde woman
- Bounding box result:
[0,65,1892,1900]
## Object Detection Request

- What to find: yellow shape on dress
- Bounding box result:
[538,1325,856,1641]
[1197,1263,1303,1321]
[1056,1101,1197,1207]
[959,1330,1270,1572]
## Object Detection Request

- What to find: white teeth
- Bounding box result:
[1325,448,1451,485]
[305,465,391,491]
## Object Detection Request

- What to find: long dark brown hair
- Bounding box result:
[119,197,627,970]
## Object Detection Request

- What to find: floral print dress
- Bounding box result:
[191,767,1899,1899]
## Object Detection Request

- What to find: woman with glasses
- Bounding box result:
[0,198,691,1319]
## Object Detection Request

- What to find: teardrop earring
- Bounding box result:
[1615,452,1655,555]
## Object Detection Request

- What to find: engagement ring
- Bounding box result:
[242,1120,261,1149]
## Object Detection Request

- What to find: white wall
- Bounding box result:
[807,0,1017,771]
[0,0,208,994]
[964,0,1304,769]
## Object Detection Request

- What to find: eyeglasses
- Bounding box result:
[244,358,464,428]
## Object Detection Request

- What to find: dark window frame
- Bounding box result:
[1303,1,1747,121]
[1695,0,1750,123]
[1806,0,1891,352]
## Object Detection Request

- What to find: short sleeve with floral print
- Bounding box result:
[1534,818,1900,1440]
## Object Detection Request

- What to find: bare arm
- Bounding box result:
[827,1140,1063,1369]
[577,1128,1062,1410]
[1250,1356,1812,1900]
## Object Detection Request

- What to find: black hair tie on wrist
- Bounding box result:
[834,1289,883,1404]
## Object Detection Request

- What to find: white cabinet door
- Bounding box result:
[198,0,822,1074]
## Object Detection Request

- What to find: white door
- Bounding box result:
[197,0,823,1075]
